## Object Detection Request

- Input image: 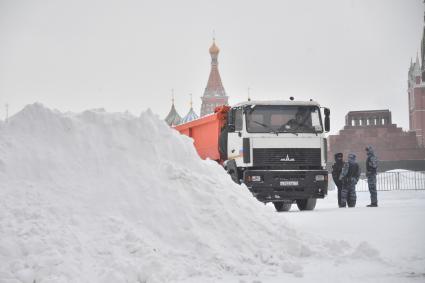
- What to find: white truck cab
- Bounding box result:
[222,99,330,211]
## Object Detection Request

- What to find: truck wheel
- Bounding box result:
[273,201,292,212]
[296,198,317,211]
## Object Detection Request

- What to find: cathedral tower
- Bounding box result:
[200,39,228,117]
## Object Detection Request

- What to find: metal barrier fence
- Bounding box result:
[330,171,425,192]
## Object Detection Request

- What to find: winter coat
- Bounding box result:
[366,146,378,177]
[332,153,344,188]
[339,153,360,186]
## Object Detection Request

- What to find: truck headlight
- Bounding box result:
[315,175,325,181]
[248,175,262,182]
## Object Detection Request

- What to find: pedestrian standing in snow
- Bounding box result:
[339,153,360,208]
[365,146,379,207]
[331,152,344,207]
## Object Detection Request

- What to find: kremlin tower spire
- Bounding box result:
[422,0,425,81]
[414,52,421,77]
[200,38,228,116]
[407,2,425,148]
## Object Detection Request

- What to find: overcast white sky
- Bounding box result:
[0,0,423,134]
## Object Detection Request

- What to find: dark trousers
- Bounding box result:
[336,185,343,207]
[367,174,377,205]
[341,183,356,207]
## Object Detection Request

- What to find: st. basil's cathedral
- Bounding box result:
[165,39,229,126]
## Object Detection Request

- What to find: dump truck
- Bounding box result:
[175,99,330,211]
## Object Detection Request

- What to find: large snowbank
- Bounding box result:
[0,104,299,282]
[0,104,406,282]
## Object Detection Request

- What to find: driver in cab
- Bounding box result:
[284,111,309,131]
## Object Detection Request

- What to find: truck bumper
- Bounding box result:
[243,170,328,203]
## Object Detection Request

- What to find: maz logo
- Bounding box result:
[280,154,295,162]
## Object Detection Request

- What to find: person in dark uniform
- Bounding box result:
[331,153,344,207]
[339,153,360,208]
[365,146,379,207]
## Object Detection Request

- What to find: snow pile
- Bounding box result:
[0,104,317,282]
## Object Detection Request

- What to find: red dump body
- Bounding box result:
[174,105,230,162]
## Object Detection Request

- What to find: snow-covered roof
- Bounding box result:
[233,100,321,108]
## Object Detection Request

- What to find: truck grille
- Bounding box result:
[252,148,321,169]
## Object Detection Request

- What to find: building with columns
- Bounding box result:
[328,110,425,165]
[345,110,391,127]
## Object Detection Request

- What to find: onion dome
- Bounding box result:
[209,40,220,54]
[181,94,199,123]
[165,99,182,126]
[181,107,199,124]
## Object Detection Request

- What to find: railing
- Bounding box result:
[330,171,425,192]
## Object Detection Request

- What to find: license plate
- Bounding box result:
[280,181,299,186]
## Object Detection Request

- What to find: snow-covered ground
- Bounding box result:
[261,190,425,282]
[0,104,424,283]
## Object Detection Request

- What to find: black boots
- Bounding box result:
[367,203,378,207]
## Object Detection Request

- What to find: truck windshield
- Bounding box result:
[245,105,323,134]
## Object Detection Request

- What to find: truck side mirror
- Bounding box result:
[227,109,236,132]
[324,108,330,132]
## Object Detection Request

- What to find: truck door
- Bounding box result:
[227,108,244,164]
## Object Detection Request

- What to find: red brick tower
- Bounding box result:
[408,53,425,147]
[200,39,228,117]
[422,0,425,82]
